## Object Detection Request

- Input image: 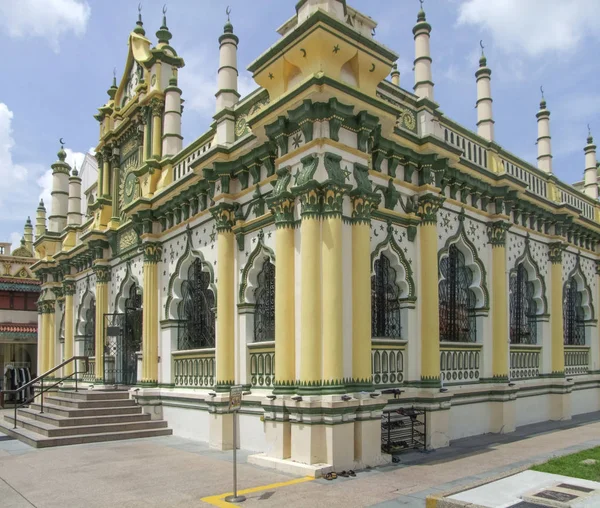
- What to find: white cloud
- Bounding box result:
[457,0,600,57]
[0,103,86,241]
[0,0,90,52]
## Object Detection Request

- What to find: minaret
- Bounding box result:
[67,164,83,226]
[391,63,400,86]
[536,88,553,173]
[133,4,145,36]
[584,126,598,199]
[48,141,71,232]
[475,42,494,141]
[35,200,47,239]
[23,217,33,253]
[107,71,118,102]
[413,0,434,101]
[215,9,239,114]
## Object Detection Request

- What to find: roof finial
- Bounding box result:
[59,137,65,149]
[587,123,593,144]
[134,3,146,35]
[540,85,546,109]
[156,4,172,44]
[224,6,233,33]
[479,39,487,67]
[417,0,426,22]
[226,5,231,22]
[162,4,167,26]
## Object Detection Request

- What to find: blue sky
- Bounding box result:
[0,0,599,247]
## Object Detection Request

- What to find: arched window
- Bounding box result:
[439,244,476,342]
[564,281,585,345]
[84,299,96,357]
[509,264,537,344]
[371,253,401,338]
[125,285,143,353]
[177,259,215,350]
[254,259,275,342]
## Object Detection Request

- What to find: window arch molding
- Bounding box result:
[239,230,275,305]
[509,237,548,316]
[165,241,215,320]
[564,254,594,322]
[370,222,415,301]
[438,214,489,311]
[114,262,142,314]
[75,286,96,337]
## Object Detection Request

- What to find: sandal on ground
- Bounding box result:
[324,472,334,480]
[348,470,356,477]
[339,471,349,477]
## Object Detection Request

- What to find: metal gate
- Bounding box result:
[104,305,142,385]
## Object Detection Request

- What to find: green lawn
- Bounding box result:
[531,447,600,482]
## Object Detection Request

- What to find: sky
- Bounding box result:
[0,0,599,248]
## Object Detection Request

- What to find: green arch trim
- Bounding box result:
[239,229,275,304]
[564,252,595,321]
[510,235,548,315]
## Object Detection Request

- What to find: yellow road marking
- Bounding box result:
[201,476,314,506]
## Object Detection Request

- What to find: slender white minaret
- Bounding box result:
[536,88,553,173]
[163,71,183,157]
[48,142,71,232]
[35,200,47,239]
[391,63,400,86]
[67,164,83,226]
[584,126,598,199]
[475,42,494,141]
[413,1,434,101]
[215,10,239,113]
[23,217,33,253]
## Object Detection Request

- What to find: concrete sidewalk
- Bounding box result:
[1,410,600,508]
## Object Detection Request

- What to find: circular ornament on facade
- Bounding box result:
[151,74,157,87]
[397,107,416,131]
[124,172,137,204]
[235,114,248,138]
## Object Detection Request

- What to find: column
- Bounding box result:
[96,152,104,202]
[596,261,600,372]
[46,301,56,376]
[151,99,164,160]
[94,264,110,381]
[351,193,380,387]
[299,189,322,390]
[38,308,46,374]
[322,184,344,388]
[63,280,76,376]
[549,242,565,376]
[142,242,162,384]
[211,204,236,390]
[102,149,111,197]
[270,195,296,392]
[488,221,511,380]
[111,153,121,220]
[417,194,445,385]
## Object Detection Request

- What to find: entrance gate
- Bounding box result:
[104,286,143,385]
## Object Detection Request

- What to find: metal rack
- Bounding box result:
[381,407,426,454]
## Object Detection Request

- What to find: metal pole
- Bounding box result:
[225,410,246,503]
[40,378,44,414]
[75,360,78,393]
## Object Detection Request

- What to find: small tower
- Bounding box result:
[475,42,494,141]
[584,127,598,199]
[536,88,553,173]
[391,63,400,87]
[48,141,71,233]
[216,9,239,113]
[35,199,47,239]
[23,216,33,253]
[107,71,118,102]
[163,71,183,157]
[413,1,434,101]
[67,164,83,226]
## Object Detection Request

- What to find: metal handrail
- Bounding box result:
[1,356,89,429]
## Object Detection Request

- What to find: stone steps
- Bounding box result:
[1,390,172,448]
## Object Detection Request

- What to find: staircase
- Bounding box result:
[0,390,171,448]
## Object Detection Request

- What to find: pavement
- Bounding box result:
[2,408,600,508]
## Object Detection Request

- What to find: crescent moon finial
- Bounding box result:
[419,0,424,7]
[588,123,591,136]
[113,67,116,78]
[162,4,167,15]
[59,138,65,147]
[480,39,485,55]
[138,2,142,13]
[540,85,544,98]
[226,5,231,21]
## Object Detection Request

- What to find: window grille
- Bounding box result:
[509,264,537,344]
[177,259,215,350]
[563,281,585,345]
[254,259,275,342]
[84,299,96,357]
[439,244,476,342]
[371,253,402,338]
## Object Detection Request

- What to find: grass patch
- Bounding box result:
[531,446,600,482]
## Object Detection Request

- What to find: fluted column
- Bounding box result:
[38,307,46,374]
[151,99,164,160]
[211,204,236,390]
[94,264,111,381]
[142,242,162,384]
[268,173,296,393]
[63,280,76,376]
[350,179,380,388]
[111,152,121,220]
[46,301,56,376]
[488,221,511,380]
[417,194,445,385]
[96,152,104,199]
[101,148,111,197]
[549,243,565,376]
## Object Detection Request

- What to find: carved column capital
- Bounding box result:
[487,221,511,248]
[417,194,445,225]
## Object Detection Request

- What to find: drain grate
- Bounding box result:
[533,490,578,502]
[557,483,595,493]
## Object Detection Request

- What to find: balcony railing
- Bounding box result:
[564,346,589,376]
[440,343,482,384]
[510,345,541,380]
[249,344,275,388]
[172,349,215,388]
[372,340,406,386]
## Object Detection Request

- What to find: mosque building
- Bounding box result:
[16,0,600,472]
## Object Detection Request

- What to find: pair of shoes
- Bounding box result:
[348,470,356,477]
[324,472,338,481]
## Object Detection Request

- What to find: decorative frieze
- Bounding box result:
[143,242,163,264]
[417,194,445,225]
[93,264,111,284]
[210,203,236,232]
[487,221,511,247]
[63,280,76,296]
[548,242,565,264]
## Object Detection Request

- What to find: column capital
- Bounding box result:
[150,98,165,116]
[350,193,381,225]
[322,182,347,218]
[487,220,511,247]
[93,263,111,283]
[210,202,236,232]
[63,280,76,296]
[142,241,163,264]
[39,300,56,314]
[417,193,445,225]
[548,242,565,264]
[298,187,323,219]
[269,196,295,227]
